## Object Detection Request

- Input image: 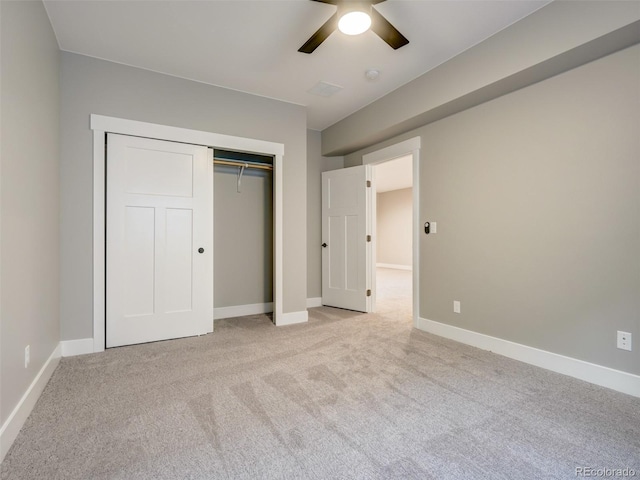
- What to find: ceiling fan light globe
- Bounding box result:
[338,11,371,36]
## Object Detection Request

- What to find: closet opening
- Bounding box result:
[213,149,275,321]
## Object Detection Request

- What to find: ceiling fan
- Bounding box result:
[299,0,409,54]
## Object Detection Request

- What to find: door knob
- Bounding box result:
[198,247,205,254]
[322,243,328,248]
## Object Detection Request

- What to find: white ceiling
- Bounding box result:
[374,155,412,193]
[43,0,550,131]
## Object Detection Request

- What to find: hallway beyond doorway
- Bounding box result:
[376,267,412,322]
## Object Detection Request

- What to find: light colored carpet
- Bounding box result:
[375,267,412,321]
[2,270,639,479]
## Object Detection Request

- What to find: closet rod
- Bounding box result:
[213,158,273,171]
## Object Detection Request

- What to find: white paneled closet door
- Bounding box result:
[106,133,213,348]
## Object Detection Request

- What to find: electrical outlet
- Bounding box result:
[617,331,632,351]
[25,345,30,368]
[453,301,461,314]
[431,222,437,234]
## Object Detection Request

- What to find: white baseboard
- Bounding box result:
[377,263,412,271]
[276,310,309,326]
[307,297,322,308]
[60,338,94,357]
[214,302,273,320]
[417,318,640,398]
[0,344,61,462]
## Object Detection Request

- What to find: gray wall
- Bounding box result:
[344,45,640,375]
[214,166,272,307]
[307,130,343,299]
[323,1,640,156]
[60,52,307,341]
[1,1,60,422]
[377,188,412,268]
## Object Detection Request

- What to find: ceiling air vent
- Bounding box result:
[307,81,343,97]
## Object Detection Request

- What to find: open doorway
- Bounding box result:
[363,136,421,327]
[373,156,413,323]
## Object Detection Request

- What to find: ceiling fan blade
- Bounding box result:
[370,8,409,50]
[298,12,339,54]
[312,0,384,4]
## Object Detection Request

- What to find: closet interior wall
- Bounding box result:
[214,164,273,310]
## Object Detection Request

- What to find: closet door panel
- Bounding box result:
[125,148,194,197]
[107,133,212,347]
[164,208,193,313]
[123,206,156,317]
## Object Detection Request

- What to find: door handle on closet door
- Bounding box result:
[322,243,328,248]
[198,248,205,254]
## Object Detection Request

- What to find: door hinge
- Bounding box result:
[366,235,371,242]
[366,289,371,297]
[366,180,371,187]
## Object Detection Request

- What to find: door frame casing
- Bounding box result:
[91,114,284,352]
[362,137,421,327]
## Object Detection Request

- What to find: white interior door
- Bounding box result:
[322,165,372,312]
[107,134,213,347]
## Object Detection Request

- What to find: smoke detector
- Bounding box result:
[365,68,380,81]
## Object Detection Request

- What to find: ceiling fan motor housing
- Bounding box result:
[337,1,372,17]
